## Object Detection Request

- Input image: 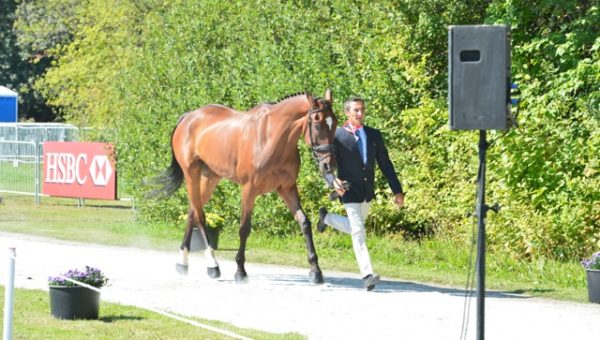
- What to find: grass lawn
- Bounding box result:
[0,286,304,339]
[0,161,37,193]
[0,194,589,303]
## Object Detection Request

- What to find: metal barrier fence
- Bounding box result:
[0,123,79,143]
[0,141,41,203]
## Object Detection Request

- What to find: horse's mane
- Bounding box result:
[267,92,311,105]
[246,92,327,112]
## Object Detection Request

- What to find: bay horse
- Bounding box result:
[153,90,338,284]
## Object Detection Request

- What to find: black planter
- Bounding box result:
[586,269,600,304]
[190,227,220,251]
[49,286,100,320]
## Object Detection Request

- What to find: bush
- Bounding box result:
[25,0,599,262]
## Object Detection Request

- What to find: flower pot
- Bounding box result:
[49,286,100,320]
[586,269,600,303]
[190,227,220,251]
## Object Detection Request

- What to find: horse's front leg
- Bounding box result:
[277,186,324,284]
[235,187,257,283]
[235,212,251,282]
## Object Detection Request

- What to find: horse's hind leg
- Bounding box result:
[277,185,324,284]
[176,209,196,275]
[177,161,221,278]
[197,169,222,278]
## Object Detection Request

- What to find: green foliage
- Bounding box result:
[113,0,488,238]
[484,1,600,259]
[393,98,478,239]
[12,0,83,122]
[31,0,143,126]
[18,0,600,262]
[14,0,82,57]
[0,0,55,121]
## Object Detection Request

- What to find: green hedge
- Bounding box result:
[19,0,599,261]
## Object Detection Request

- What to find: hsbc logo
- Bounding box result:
[45,153,89,185]
[45,153,114,186]
[89,155,113,186]
[43,142,117,200]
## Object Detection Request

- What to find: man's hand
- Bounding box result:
[333,178,348,197]
[394,192,405,208]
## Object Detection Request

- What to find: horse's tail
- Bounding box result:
[146,116,186,200]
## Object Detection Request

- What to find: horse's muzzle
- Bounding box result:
[320,164,338,189]
[312,143,337,188]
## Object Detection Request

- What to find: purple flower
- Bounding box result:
[581,252,600,270]
[48,266,109,288]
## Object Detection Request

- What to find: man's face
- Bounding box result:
[345,100,365,127]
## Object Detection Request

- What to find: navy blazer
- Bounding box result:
[334,126,403,203]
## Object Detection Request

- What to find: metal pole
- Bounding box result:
[35,142,40,205]
[476,130,487,340]
[3,247,16,340]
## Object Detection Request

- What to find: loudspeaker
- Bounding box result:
[448,25,512,130]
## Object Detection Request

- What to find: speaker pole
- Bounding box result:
[476,129,488,340]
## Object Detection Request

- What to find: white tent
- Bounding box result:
[0,86,17,96]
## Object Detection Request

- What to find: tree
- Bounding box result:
[484,1,600,258]
[0,0,55,121]
[22,0,599,260]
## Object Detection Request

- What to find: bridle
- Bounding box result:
[307,102,335,165]
[306,98,340,192]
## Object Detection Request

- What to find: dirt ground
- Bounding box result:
[2,232,599,339]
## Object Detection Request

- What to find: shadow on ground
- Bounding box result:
[257,273,533,299]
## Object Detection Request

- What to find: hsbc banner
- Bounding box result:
[43,142,117,200]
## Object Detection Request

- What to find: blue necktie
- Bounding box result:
[356,132,365,164]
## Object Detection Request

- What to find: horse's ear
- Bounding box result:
[325,88,332,103]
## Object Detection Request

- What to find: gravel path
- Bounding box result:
[1,232,599,339]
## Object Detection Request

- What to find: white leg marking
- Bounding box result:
[204,248,219,268]
[178,248,189,266]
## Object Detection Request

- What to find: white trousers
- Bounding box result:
[324,201,373,277]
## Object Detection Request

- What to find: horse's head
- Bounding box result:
[305,89,338,188]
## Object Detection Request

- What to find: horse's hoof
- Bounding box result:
[207,266,221,279]
[176,263,189,275]
[234,271,248,283]
[309,270,324,284]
